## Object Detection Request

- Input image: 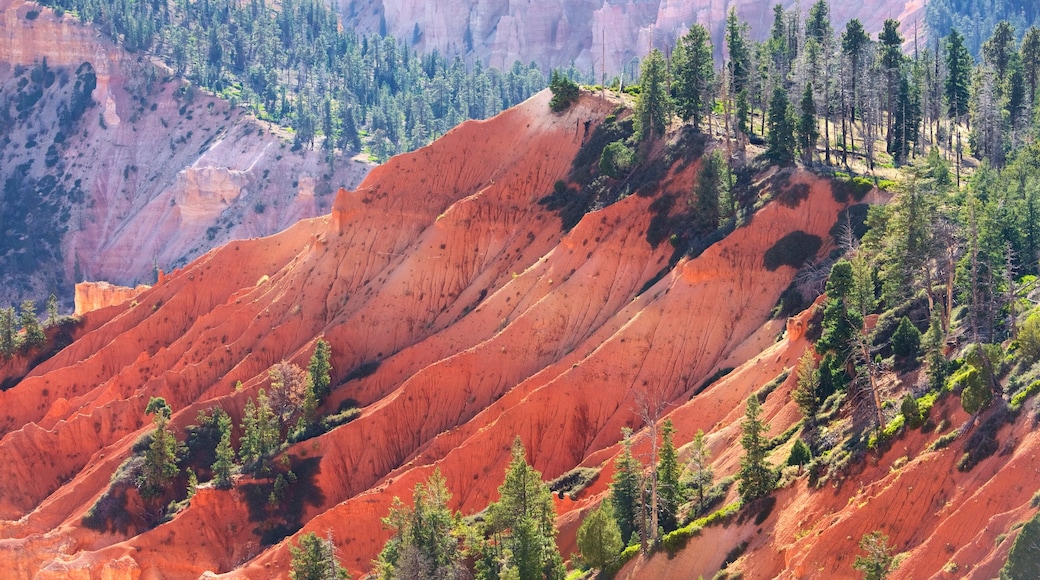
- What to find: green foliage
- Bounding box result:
[656,419,682,533]
[19,300,45,351]
[239,389,281,471]
[377,470,465,579]
[577,502,623,571]
[766,86,796,166]
[138,397,180,500]
[891,317,922,359]
[212,410,236,488]
[1002,510,1040,579]
[634,49,673,141]
[672,24,715,130]
[793,350,822,420]
[945,29,973,119]
[725,8,751,95]
[693,150,726,233]
[684,429,714,517]
[610,428,643,545]
[549,70,580,112]
[797,82,819,164]
[738,395,776,504]
[1019,312,1040,364]
[787,439,812,467]
[480,438,565,580]
[599,141,635,179]
[34,0,546,158]
[290,532,349,580]
[308,339,333,404]
[0,307,15,358]
[853,530,895,580]
[1010,380,1040,410]
[901,394,924,429]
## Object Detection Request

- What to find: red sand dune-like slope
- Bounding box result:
[0,89,934,579]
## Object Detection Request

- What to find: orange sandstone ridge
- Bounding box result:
[2,89,1029,580]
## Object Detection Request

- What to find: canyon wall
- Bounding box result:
[0,0,373,308]
[340,0,925,77]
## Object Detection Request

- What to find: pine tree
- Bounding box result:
[852,531,895,580]
[797,82,819,165]
[767,85,797,165]
[738,395,775,504]
[726,8,752,97]
[483,438,565,580]
[634,49,673,141]
[694,149,725,232]
[377,470,465,579]
[672,23,715,130]
[890,70,922,165]
[655,419,682,533]
[0,307,15,357]
[576,502,623,571]
[548,69,579,112]
[685,429,713,516]
[46,294,59,327]
[290,532,349,580]
[138,397,180,500]
[1022,27,1040,109]
[983,20,1017,92]
[309,339,333,404]
[879,19,904,151]
[792,350,821,420]
[19,300,45,350]
[945,29,972,120]
[805,0,832,47]
[610,428,642,545]
[239,389,280,470]
[212,409,236,488]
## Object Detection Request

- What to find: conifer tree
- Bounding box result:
[635,49,673,141]
[212,409,236,488]
[945,29,972,121]
[879,19,904,150]
[19,300,45,350]
[655,419,681,533]
[377,470,465,579]
[46,294,59,327]
[738,395,775,504]
[577,501,623,571]
[726,8,752,97]
[1022,27,1040,109]
[767,85,797,165]
[685,429,713,516]
[792,350,822,421]
[694,150,725,232]
[239,389,280,471]
[290,532,349,580]
[672,23,715,130]
[138,397,180,500]
[797,82,819,165]
[805,0,832,47]
[482,438,565,580]
[309,339,333,404]
[610,428,642,545]
[0,307,15,357]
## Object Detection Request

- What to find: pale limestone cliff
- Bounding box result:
[341,0,924,77]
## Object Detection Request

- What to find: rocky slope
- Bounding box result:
[3,86,1033,580]
[340,0,925,77]
[0,0,373,308]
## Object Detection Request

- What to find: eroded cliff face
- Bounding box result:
[0,0,373,308]
[0,83,881,579]
[340,0,924,76]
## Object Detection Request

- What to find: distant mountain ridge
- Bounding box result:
[340,0,926,78]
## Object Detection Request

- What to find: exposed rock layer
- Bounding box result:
[340,0,924,76]
[0,0,373,307]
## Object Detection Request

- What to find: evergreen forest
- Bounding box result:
[34,0,551,160]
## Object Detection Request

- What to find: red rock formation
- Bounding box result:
[7,86,1025,580]
[74,281,150,316]
[340,0,924,76]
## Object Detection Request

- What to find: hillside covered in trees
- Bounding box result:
[9,0,1040,578]
[31,0,549,160]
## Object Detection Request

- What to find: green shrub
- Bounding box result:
[891,316,922,360]
[1019,312,1040,364]
[901,394,924,429]
[1011,380,1040,411]
[787,439,811,467]
[599,140,635,178]
[1001,511,1040,579]
[549,70,580,112]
